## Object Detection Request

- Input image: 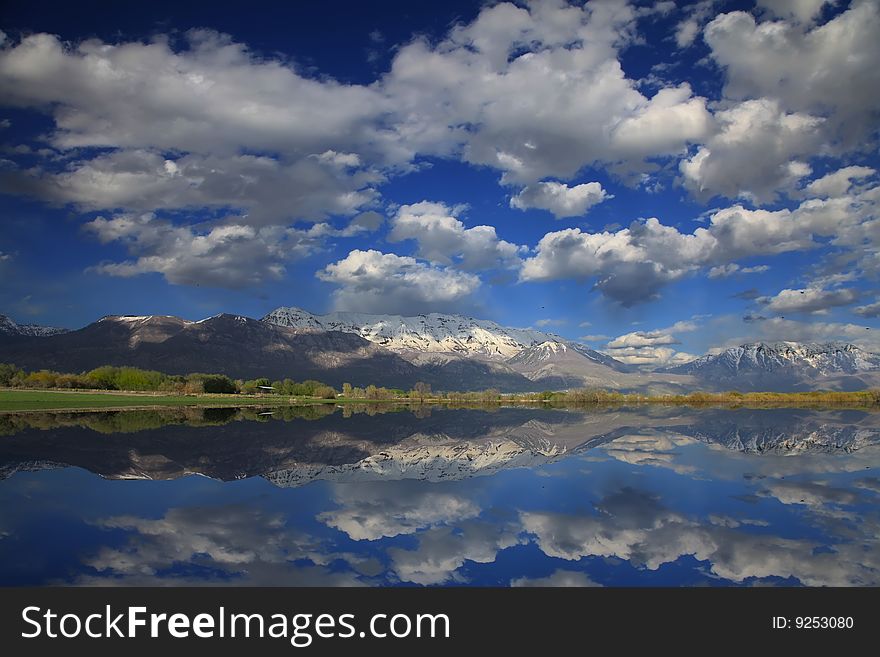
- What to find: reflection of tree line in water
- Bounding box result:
[0,402,510,435]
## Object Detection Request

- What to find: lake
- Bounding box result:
[1,404,878,586]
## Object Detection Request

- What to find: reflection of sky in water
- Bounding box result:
[0,406,878,586]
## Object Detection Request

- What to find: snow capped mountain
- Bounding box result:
[505,340,633,388]
[0,314,68,337]
[669,342,880,376]
[262,306,569,359]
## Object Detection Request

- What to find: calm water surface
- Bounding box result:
[0,405,878,586]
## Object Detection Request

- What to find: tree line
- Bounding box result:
[2,363,877,406]
[0,363,435,400]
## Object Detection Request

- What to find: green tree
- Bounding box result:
[410,381,432,401]
[0,363,23,386]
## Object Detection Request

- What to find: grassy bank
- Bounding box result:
[0,389,298,412]
[1,387,878,412]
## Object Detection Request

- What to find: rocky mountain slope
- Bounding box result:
[0,313,422,387]
[262,306,632,388]
[0,314,68,338]
[262,306,563,359]
[665,342,880,391]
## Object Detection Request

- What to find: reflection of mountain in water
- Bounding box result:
[1,406,879,485]
[671,409,880,454]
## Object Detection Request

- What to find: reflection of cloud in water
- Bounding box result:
[521,486,880,586]
[320,481,481,540]
[388,521,523,586]
[854,477,880,494]
[599,433,697,475]
[78,504,365,586]
[758,480,860,507]
[511,570,601,587]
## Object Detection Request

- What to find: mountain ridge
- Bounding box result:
[1,309,878,392]
[0,314,68,338]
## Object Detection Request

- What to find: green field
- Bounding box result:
[0,389,294,411]
[1,387,878,412]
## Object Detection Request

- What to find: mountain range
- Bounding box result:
[0,308,878,392]
[0,314,68,338]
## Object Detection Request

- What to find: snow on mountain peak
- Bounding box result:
[0,314,68,337]
[262,306,563,359]
[670,341,880,376]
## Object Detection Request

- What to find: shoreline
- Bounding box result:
[1,387,878,413]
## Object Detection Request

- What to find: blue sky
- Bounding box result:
[0,0,878,366]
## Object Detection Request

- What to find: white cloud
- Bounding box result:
[804,165,876,199]
[673,0,717,48]
[317,249,481,314]
[535,318,566,328]
[510,181,609,218]
[679,99,823,204]
[0,30,391,160]
[705,2,880,143]
[1,149,380,225]
[579,334,611,342]
[84,212,335,287]
[511,569,601,587]
[607,331,680,349]
[708,263,769,278]
[758,287,860,315]
[520,217,715,305]
[388,201,522,270]
[522,182,879,304]
[319,483,480,541]
[603,318,702,366]
[602,346,697,367]
[383,0,712,184]
[82,505,364,586]
[521,486,880,586]
[854,300,880,319]
[388,521,523,585]
[756,0,833,24]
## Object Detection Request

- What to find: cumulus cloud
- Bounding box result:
[388,201,523,270]
[679,99,823,204]
[510,181,609,218]
[317,249,480,314]
[758,287,860,315]
[1,149,380,225]
[601,346,697,367]
[84,212,337,287]
[803,165,876,199]
[603,319,702,366]
[607,331,680,349]
[522,182,879,304]
[705,2,880,144]
[520,218,713,305]
[0,0,877,297]
[0,30,391,159]
[383,0,712,184]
